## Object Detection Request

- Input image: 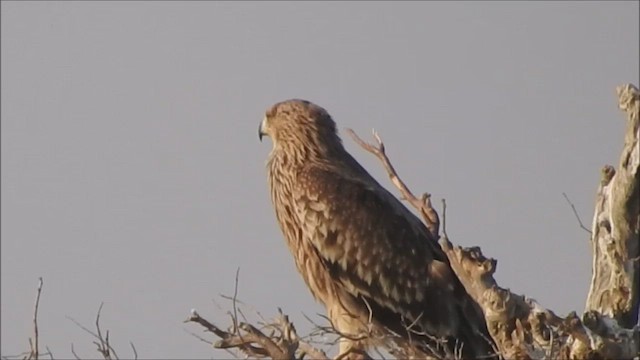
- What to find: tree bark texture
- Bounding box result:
[585,84,640,329]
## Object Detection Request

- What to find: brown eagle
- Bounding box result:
[259,99,493,359]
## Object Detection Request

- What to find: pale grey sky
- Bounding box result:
[1,1,638,359]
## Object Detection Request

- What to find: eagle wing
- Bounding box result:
[293,161,462,334]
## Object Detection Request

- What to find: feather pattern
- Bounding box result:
[262,99,493,358]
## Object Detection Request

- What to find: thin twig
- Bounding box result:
[70,343,81,360]
[95,302,119,360]
[219,294,247,306]
[67,316,100,340]
[129,341,138,360]
[237,307,250,324]
[232,268,241,335]
[1,351,41,360]
[373,346,388,360]
[95,303,109,359]
[218,294,269,328]
[29,277,44,360]
[183,328,214,345]
[562,192,592,234]
[66,303,121,360]
[346,128,440,239]
[441,199,448,239]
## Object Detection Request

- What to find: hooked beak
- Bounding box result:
[258,117,267,142]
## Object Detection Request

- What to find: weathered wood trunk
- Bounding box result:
[584,84,640,330]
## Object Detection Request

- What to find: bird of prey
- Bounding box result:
[258,99,493,359]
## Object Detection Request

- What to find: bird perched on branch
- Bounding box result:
[258,99,494,359]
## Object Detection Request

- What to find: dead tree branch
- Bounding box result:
[185,308,329,360]
[28,277,44,360]
[2,278,51,360]
[66,303,138,360]
[346,128,440,240]
[585,84,640,329]
[5,279,141,360]
[562,192,592,234]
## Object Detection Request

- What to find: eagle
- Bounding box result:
[259,99,493,359]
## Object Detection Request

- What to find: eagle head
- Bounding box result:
[258,99,339,151]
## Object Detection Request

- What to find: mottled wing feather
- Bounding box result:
[293,164,459,329]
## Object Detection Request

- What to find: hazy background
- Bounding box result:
[2,2,638,359]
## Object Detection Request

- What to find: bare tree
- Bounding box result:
[186,84,639,359]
